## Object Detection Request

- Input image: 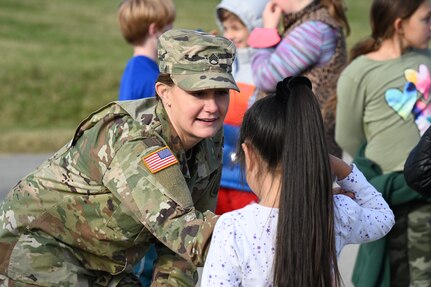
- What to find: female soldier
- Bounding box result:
[0,29,238,287]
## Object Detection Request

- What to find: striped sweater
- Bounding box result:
[250,2,347,157]
[251,21,337,92]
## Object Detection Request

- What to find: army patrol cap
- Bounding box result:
[158,29,240,92]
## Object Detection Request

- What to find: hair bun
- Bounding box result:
[275,76,313,100]
[284,76,312,90]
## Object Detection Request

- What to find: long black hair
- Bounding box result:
[237,76,341,286]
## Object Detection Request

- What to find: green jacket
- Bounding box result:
[352,145,424,287]
[0,98,222,286]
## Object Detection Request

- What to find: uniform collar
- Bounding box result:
[155,102,221,180]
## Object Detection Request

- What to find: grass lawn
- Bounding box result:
[0,0,371,153]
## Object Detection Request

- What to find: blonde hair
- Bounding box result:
[118,0,175,45]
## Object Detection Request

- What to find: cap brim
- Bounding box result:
[171,72,240,92]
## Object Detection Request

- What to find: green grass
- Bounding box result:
[346,0,372,48]
[0,0,371,153]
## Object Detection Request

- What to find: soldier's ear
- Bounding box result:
[155,82,172,107]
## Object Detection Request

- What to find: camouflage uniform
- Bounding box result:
[388,202,431,287]
[158,30,238,92]
[0,29,238,287]
[408,203,431,287]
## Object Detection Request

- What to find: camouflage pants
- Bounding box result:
[151,253,197,287]
[408,203,431,287]
[0,229,142,287]
[389,202,431,287]
[0,273,141,287]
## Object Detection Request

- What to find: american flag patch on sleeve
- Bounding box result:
[142,146,178,174]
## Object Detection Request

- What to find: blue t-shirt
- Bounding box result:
[119,55,159,100]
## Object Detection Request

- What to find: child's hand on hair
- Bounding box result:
[263,1,282,29]
[329,154,353,180]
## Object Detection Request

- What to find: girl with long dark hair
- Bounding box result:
[201,76,394,286]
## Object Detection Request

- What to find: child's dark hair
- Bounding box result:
[350,0,425,60]
[237,76,341,286]
[216,8,246,27]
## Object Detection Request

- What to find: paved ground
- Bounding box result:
[0,153,51,198]
[0,153,358,286]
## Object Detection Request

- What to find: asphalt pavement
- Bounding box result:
[0,153,51,200]
[0,153,358,286]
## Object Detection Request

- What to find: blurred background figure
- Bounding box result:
[336,0,431,285]
[117,0,175,101]
[214,0,268,215]
[247,0,350,158]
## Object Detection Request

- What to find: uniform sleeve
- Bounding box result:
[102,139,218,267]
[335,70,366,157]
[201,215,242,286]
[251,21,336,92]
[151,246,198,286]
[150,158,222,286]
[334,165,395,248]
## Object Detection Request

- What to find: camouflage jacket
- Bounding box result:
[0,98,222,286]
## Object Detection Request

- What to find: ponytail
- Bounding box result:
[321,0,350,35]
[349,37,380,61]
[276,77,340,286]
[238,76,341,286]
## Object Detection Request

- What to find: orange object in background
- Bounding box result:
[224,83,255,126]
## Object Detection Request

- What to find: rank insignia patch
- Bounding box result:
[142,147,178,174]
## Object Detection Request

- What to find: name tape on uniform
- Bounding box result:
[142,146,178,173]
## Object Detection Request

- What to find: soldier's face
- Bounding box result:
[162,84,230,149]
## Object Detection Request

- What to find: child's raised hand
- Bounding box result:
[263,1,282,29]
[329,154,352,180]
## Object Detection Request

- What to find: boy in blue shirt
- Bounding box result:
[118,0,175,100]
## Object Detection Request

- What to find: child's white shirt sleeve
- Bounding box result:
[333,164,395,251]
[201,215,242,287]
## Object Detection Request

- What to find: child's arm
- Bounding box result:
[333,164,395,245]
[201,215,241,286]
[250,21,337,92]
[330,154,352,180]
